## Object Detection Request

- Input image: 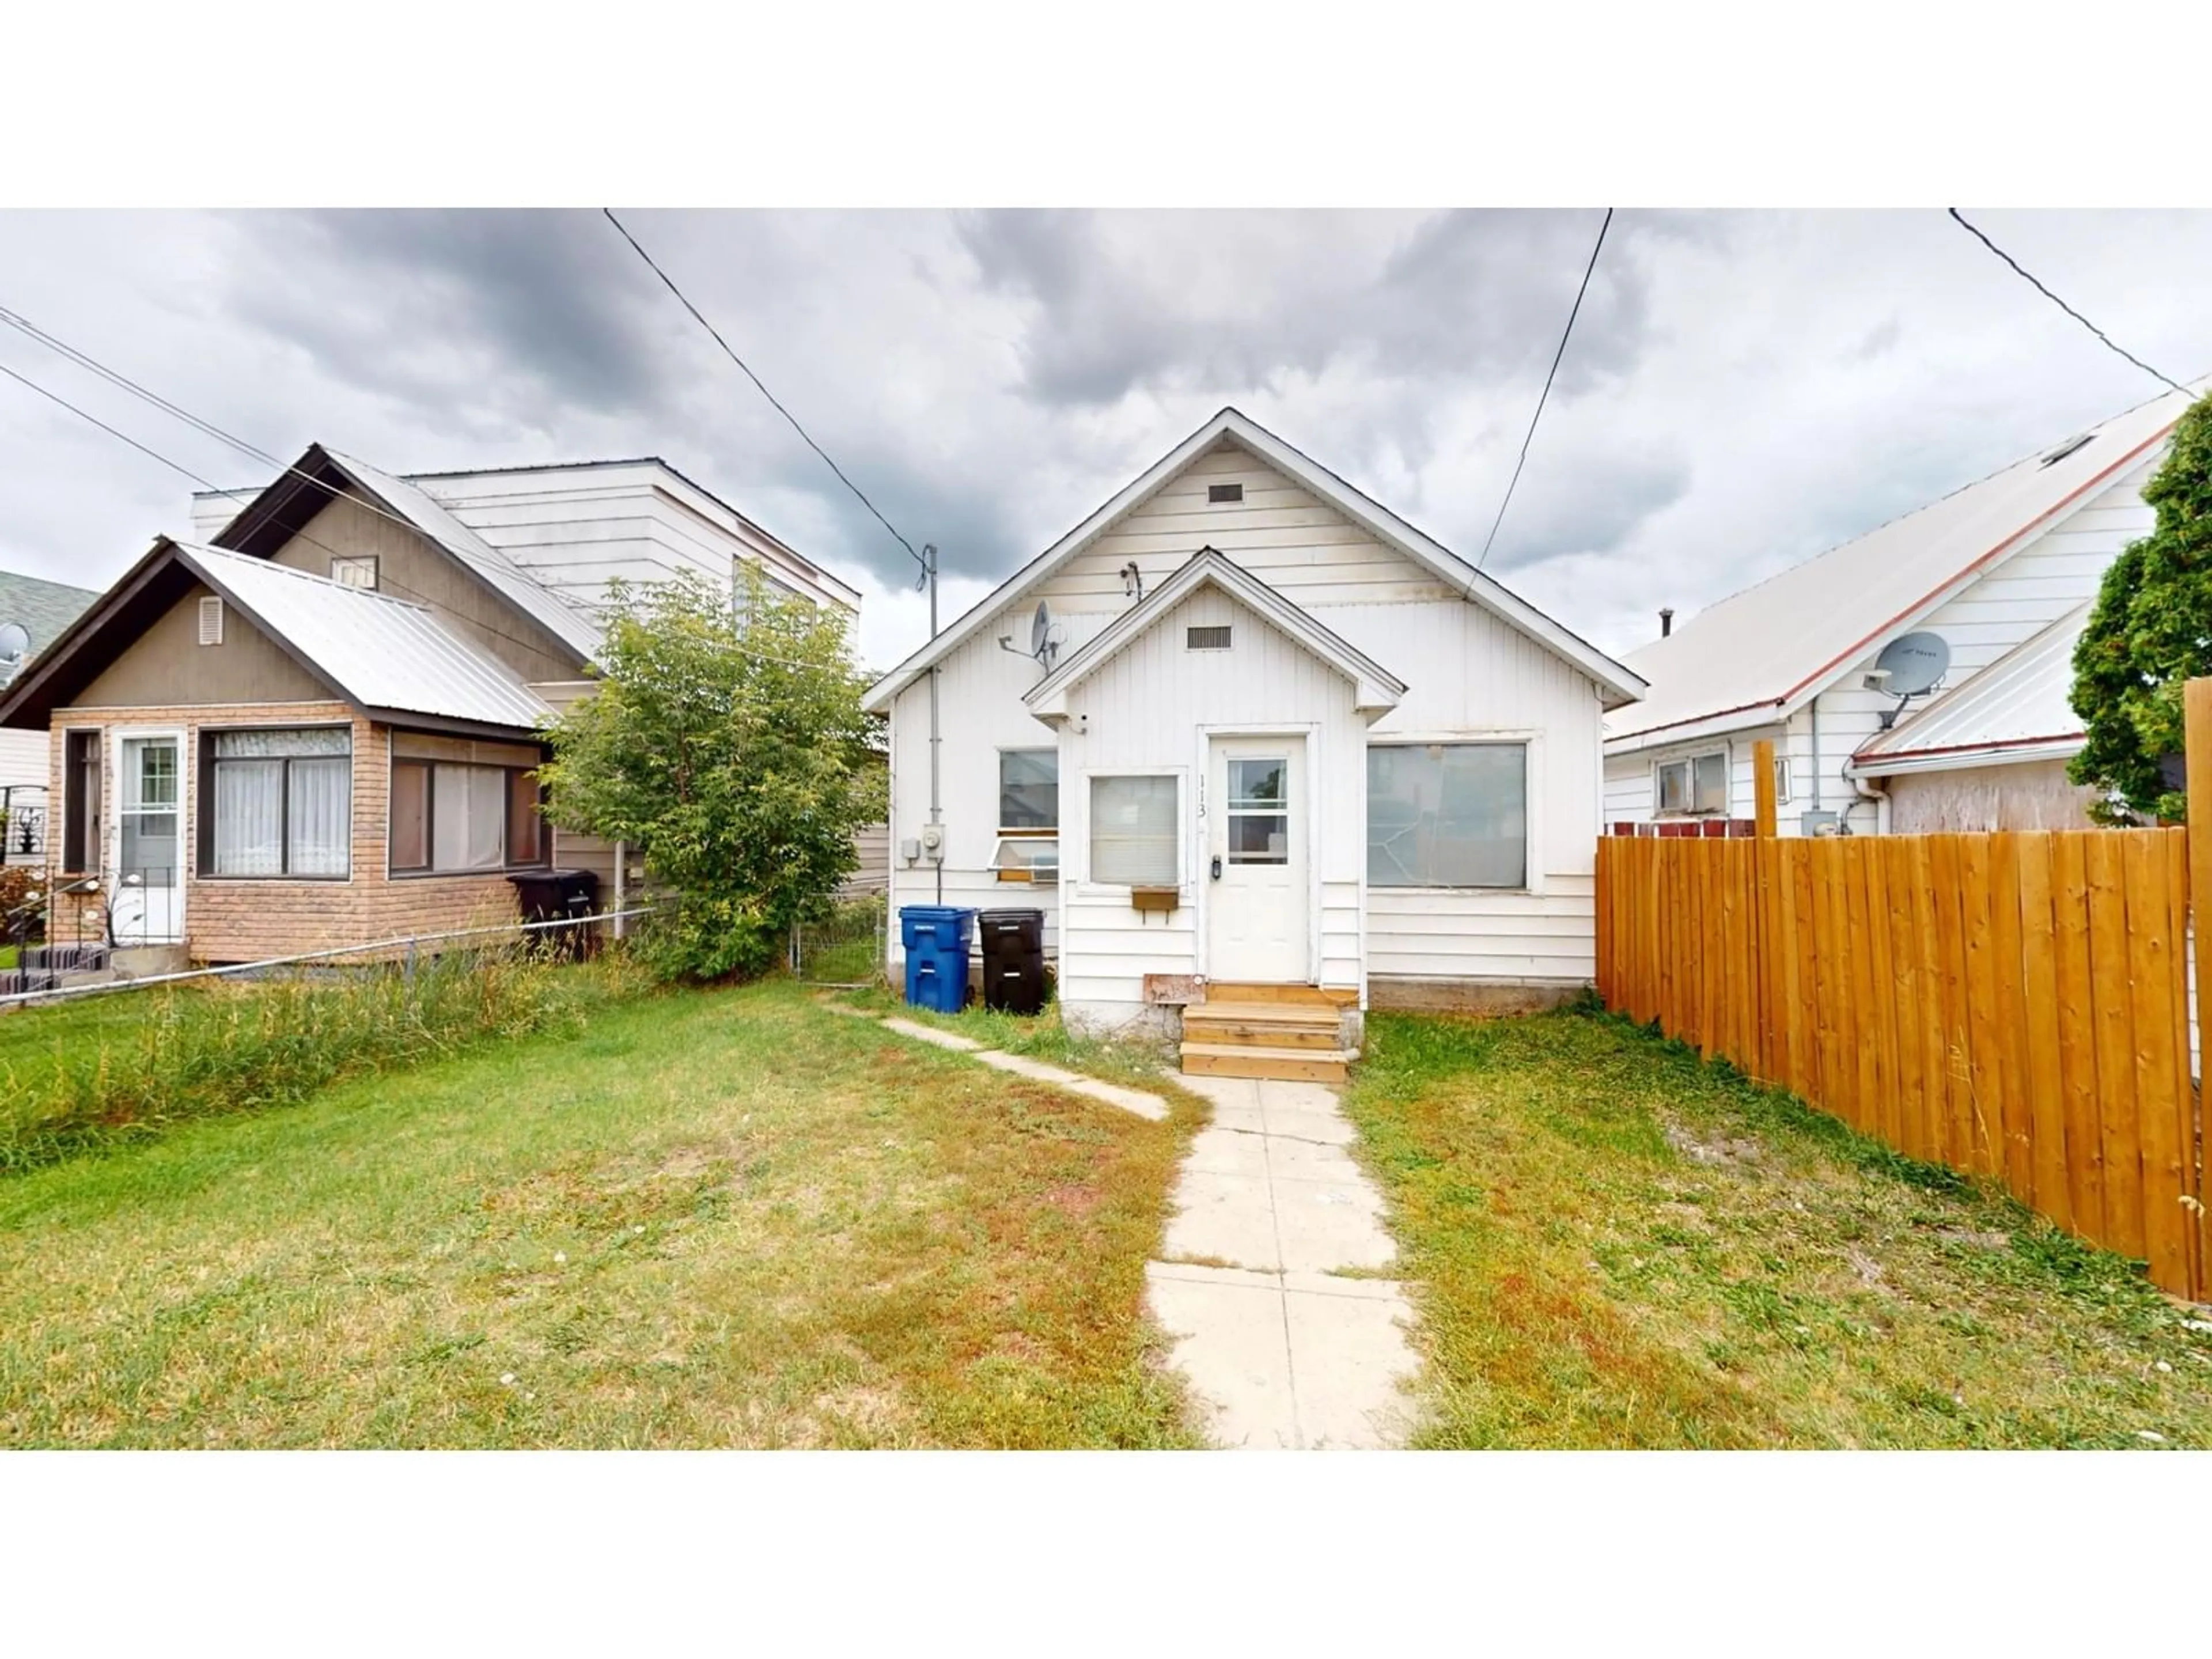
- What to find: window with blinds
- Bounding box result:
[1090,775,1178,885]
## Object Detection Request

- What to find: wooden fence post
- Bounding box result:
[1753,738,1778,840]
[2184,679,2212,1298]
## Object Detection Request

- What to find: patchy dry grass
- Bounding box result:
[1344,1004,2212,1449]
[0,979,1200,1448]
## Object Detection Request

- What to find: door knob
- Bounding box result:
[1209,855,1222,880]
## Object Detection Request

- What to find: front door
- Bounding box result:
[1206,736,1306,983]
[110,732,183,946]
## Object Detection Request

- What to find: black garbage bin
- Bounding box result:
[507,868,601,959]
[977,907,1047,1016]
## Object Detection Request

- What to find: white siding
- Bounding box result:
[884,435,1618,1017]
[1604,455,2158,836]
[0,725,47,795]
[1052,585,1370,1028]
[1034,440,1453,612]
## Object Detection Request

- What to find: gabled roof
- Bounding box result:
[1605,380,2205,754]
[210,444,604,665]
[863,406,1645,714]
[1022,548,1407,723]
[0,538,552,738]
[1846,601,2090,778]
[0,568,99,688]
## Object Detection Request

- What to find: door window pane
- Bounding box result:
[1366,744,1527,888]
[1228,812,1288,863]
[1090,775,1177,885]
[1226,757,1284,807]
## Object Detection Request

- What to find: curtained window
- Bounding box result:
[204,727,352,878]
[389,757,548,875]
[1089,775,1179,885]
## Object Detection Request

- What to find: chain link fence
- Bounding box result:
[790,892,885,987]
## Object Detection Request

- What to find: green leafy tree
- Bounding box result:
[2069,394,2212,824]
[540,569,885,982]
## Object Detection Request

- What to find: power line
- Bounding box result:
[1946,209,2196,399]
[600,207,927,575]
[0,351,848,677]
[1476,207,1614,573]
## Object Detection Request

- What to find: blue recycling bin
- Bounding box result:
[900,905,976,1013]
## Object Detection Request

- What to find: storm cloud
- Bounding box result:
[2,208,2210,673]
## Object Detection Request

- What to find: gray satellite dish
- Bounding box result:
[0,622,27,666]
[1868,631,1950,698]
[1868,630,1950,726]
[1031,601,1058,668]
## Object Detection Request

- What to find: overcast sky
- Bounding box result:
[2,209,2208,673]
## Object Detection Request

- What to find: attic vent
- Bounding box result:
[1207,483,1243,503]
[197,596,224,646]
[1187,625,1232,651]
[2040,433,2094,467]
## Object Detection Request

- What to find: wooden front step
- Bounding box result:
[1205,981,1357,1008]
[1180,1042,1349,1085]
[1180,1000,1342,1046]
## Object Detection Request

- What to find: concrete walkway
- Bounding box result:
[1147,1074,1420,1449]
[869,1014,1169,1121]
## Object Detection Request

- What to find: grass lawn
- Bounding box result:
[1346,1003,2212,1449]
[0,979,1200,1448]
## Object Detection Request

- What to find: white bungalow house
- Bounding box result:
[1601,381,2202,836]
[862,408,1645,1076]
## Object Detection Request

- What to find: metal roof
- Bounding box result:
[176,543,554,732]
[1848,602,2090,777]
[1605,381,2202,751]
[320,450,607,663]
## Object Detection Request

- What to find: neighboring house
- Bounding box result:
[0,445,854,963]
[1603,381,2203,836]
[0,567,98,865]
[1846,603,2101,832]
[862,407,1645,1066]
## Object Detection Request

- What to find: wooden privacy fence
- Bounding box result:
[1595,719,2212,1302]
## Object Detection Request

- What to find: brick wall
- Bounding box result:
[46,702,524,964]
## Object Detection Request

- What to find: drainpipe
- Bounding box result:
[612,839,626,939]
[1850,769,1890,836]
[1808,700,1822,817]
[925,541,942,907]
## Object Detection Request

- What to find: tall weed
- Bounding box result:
[0,944,647,1173]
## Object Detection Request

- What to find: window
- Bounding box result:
[1225,755,1288,865]
[1367,743,1527,889]
[389,757,548,874]
[328,556,378,590]
[994,748,1058,884]
[1772,755,1793,806]
[62,729,101,873]
[1656,751,1729,816]
[202,727,352,878]
[1090,775,1178,885]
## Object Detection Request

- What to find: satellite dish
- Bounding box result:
[0,622,27,667]
[1031,601,1059,668]
[1868,631,1950,699]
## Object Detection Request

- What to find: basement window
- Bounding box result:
[1207,482,1243,503]
[1657,752,1729,816]
[1186,626,1232,652]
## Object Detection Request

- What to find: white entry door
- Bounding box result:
[110,733,184,946]
[1206,736,1306,983]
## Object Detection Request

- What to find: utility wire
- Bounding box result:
[0,351,847,676]
[600,207,927,575]
[1946,209,2196,399]
[1476,206,1614,572]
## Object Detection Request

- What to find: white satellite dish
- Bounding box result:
[1869,631,1950,727]
[0,622,27,666]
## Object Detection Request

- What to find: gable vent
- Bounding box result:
[1207,482,1243,503]
[197,596,225,646]
[1187,625,1232,651]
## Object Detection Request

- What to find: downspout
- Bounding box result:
[926,541,942,907]
[1850,769,1890,836]
[613,839,626,939]
[1808,699,1822,818]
